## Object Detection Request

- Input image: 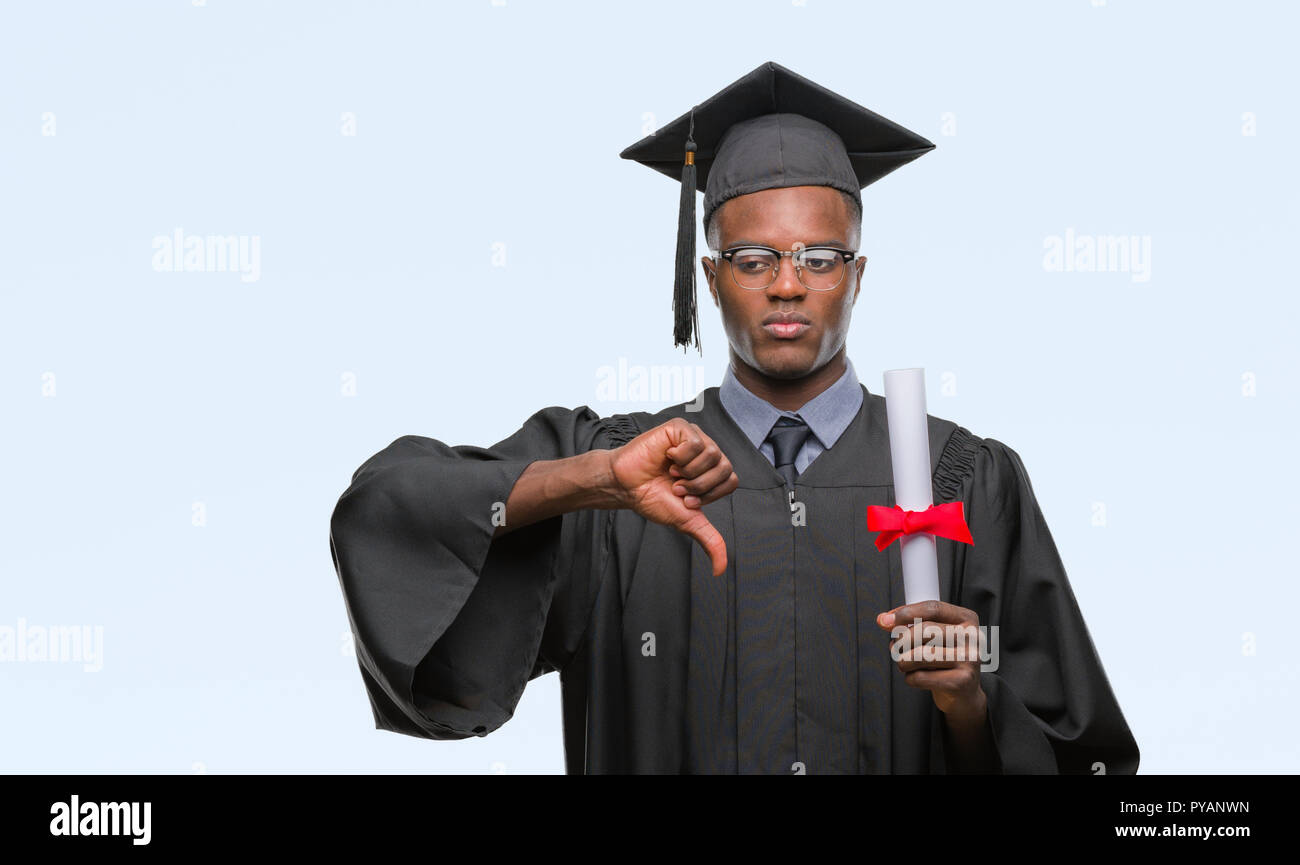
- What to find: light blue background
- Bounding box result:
[2,0,1295,774]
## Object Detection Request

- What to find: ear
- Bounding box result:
[702,256,720,307]
[851,256,866,303]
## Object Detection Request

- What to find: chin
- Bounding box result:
[751,345,820,380]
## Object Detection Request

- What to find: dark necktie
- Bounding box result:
[765,415,812,487]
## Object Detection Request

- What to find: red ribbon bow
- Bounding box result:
[866,502,974,552]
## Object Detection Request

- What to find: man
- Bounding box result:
[329,61,1139,774]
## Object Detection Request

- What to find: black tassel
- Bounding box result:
[673,111,700,353]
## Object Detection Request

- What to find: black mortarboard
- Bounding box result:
[620,61,936,352]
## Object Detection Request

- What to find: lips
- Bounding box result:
[762,311,811,340]
[764,322,809,339]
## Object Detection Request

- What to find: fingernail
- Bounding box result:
[880,613,894,627]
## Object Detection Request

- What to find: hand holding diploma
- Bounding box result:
[876,601,985,717]
[876,600,995,772]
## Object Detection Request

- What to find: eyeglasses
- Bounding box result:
[713,245,861,292]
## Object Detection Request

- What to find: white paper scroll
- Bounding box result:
[882,368,941,604]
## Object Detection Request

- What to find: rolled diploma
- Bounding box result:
[882,368,941,604]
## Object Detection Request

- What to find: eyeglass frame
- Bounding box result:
[709,244,864,292]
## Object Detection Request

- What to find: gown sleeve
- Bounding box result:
[956,438,1140,774]
[328,405,622,741]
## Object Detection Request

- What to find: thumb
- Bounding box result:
[677,510,728,577]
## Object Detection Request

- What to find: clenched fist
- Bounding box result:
[607,418,739,576]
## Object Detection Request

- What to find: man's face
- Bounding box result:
[702,185,865,380]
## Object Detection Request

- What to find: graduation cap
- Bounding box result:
[620,61,936,352]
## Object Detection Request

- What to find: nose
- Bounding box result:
[765,255,807,301]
